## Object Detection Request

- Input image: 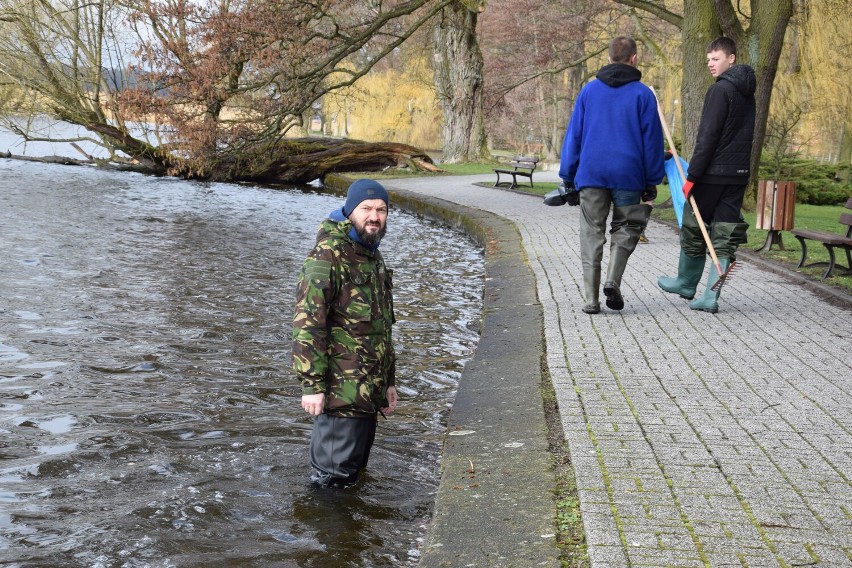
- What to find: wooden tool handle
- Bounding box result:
[651,88,723,274]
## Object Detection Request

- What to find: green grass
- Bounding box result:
[541,372,589,567]
[507,181,852,292]
[345,163,851,292]
[742,202,851,291]
[439,162,501,175]
[359,161,498,179]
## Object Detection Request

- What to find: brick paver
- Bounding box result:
[388,173,852,568]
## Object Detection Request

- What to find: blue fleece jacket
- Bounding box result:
[559,63,664,192]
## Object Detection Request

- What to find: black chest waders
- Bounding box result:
[309,413,378,488]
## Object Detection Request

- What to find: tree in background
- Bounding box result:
[761,0,845,181]
[433,0,488,163]
[612,0,795,198]
[0,0,449,180]
[762,82,807,180]
[121,0,454,178]
[0,0,845,179]
[0,0,151,163]
[478,0,687,162]
[322,38,442,150]
[795,0,852,178]
[479,0,607,161]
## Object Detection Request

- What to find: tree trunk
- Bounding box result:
[673,0,793,205]
[742,0,794,199]
[433,1,488,163]
[835,112,851,181]
[238,138,440,184]
[0,134,439,185]
[680,0,720,159]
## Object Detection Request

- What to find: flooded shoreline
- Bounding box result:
[0,160,484,566]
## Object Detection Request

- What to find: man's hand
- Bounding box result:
[544,180,577,206]
[564,187,580,206]
[641,186,657,203]
[381,386,398,415]
[301,393,325,416]
[682,180,695,199]
[557,180,580,206]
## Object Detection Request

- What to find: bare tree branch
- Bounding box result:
[606,0,682,27]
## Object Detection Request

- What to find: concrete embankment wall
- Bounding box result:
[324,174,561,567]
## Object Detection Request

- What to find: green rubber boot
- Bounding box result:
[658,251,706,300]
[689,258,731,313]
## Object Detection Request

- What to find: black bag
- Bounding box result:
[543,183,579,206]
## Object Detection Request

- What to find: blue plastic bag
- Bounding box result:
[665,156,689,227]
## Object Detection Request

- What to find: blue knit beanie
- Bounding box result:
[342,179,389,217]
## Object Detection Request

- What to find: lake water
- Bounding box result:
[0,155,484,567]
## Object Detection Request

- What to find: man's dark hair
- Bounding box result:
[707,37,737,57]
[609,36,637,64]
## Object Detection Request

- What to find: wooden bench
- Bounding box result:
[790,197,852,279]
[493,156,539,189]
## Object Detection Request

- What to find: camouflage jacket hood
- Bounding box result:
[292,216,396,417]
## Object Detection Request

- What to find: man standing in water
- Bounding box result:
[293,179,398,488]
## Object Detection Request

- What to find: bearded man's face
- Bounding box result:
[348,198,388,245]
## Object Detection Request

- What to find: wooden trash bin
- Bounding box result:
[756,180,796,252]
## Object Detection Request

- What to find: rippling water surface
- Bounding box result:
[0,160,484,567]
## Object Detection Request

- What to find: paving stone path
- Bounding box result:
[388,173,852,568]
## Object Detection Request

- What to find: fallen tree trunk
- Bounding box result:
[0,151,164,175]
[0,152,87,167]
[0,137,441,185]
[226,137,442,184]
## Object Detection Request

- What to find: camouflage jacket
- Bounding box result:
[292,216,396,417]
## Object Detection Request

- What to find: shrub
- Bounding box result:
[758,157,852,205]
[795,178,852,205]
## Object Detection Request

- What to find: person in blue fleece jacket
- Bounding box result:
[559,36,664,314]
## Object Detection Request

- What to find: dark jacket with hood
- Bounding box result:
[687,64,756,184]
[559,63,664,192]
